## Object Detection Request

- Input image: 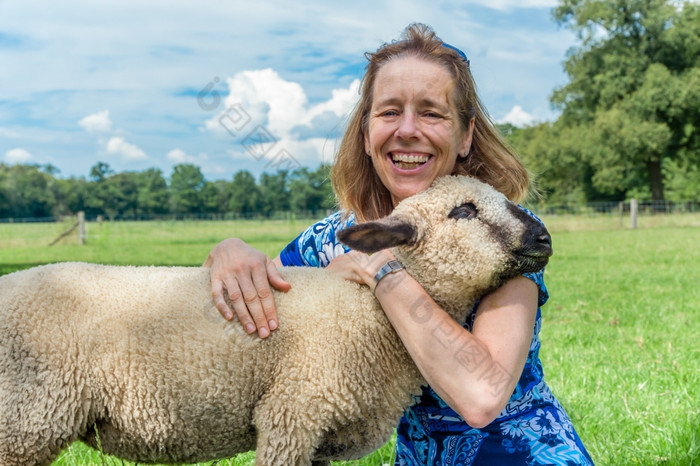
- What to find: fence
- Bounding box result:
[526,199,700,216]
[0,209,335,224]
[1,200,700,226]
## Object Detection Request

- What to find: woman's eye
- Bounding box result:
[448,203,478,220]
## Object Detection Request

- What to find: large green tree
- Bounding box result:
[170,164,206,214]
[85,162,115,216]
[288,164,335,213]
[552,0,700,201]
[135,168,169,215]
[258,170,290,216]
[228,170,261,215]
[0,164,57,218]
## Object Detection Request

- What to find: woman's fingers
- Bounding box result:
[204,238,290,338]
[211,276,234,321]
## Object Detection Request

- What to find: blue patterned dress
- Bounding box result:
[279,210,594,465]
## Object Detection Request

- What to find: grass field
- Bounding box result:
[1,212,698,465]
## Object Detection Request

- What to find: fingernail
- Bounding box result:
[269,320,277,330]
[245,323,256,334]
[259,327,270,338]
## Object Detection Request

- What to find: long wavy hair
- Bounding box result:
[331,23,532,222]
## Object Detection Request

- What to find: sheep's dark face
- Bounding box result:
[338,175,552,318]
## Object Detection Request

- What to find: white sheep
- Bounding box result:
[0,175,552,466]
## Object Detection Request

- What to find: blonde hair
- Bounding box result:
[331,23,532,222]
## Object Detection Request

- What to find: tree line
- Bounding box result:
[0,162,335,219]
[2,0,698,219]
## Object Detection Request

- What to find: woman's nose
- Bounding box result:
[395,113,419,140]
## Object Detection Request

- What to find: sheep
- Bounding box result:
[0,175,552,466]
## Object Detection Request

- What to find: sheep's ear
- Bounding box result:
[337,217,417,253]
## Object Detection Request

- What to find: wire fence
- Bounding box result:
[527,200,700,216]
[0,210,334,224]
[1,200,700,224]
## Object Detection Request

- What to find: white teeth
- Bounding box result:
[391,153,430,163]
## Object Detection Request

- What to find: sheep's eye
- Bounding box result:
[448,202,478,220]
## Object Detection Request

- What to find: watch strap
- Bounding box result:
[372,259,404,293]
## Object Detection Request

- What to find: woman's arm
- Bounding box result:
[203,238,289,338]
[327,249,538,428]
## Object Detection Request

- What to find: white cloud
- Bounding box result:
[4,148,33,163]
[166,148,187,163]
[166,148,207,164]
[105,137,147,160]
[305,79,361,123]
[207,70,359,135]
[78,110,113,133]
[206,70,358,167]
[499,105,536,127]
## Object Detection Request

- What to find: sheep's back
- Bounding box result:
[0,263,422,462]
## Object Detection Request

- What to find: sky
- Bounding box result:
[0,0,578,181]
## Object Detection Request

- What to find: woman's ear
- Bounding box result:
[364,129,371,156]
[460,117,475,157]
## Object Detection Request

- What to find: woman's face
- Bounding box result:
[364,55,474,206]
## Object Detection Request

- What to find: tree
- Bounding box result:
[288,164,335,213]
[258,170,290,216]
[0,166,10,218]
[170,164,205,214]
[507,122,593,204]
[106,172,139,217]
[89,161,113,183]
[552,0,700,201]
[53,177,88,216]
[84,162,116,216]
[228,170,261,215]
[201,180,231,214]
[3,164,56,218]
[136,168,169,215]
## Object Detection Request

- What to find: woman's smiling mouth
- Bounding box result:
[390,152,432,170]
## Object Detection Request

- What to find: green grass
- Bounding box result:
[1,213,698,465]
[0,218,308,274]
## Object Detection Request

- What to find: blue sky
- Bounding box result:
[0,0,577,181]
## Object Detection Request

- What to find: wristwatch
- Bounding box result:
[372,259,404,293]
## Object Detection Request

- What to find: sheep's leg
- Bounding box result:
[253,400,323,466]
[0,335,85,466]
[253,422,317,466]
[0,357,78,465]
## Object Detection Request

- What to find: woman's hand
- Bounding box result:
[203,238,290,338]
[325,249,397,289]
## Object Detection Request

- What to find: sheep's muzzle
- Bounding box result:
[507,204,553,274]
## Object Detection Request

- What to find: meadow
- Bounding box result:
[0,212,698,465]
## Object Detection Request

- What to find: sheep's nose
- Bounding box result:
[537,233,553,254]
[537,233,551,247]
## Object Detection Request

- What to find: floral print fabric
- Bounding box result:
[278,209,593,465]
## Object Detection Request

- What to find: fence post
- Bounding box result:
[619,201,624,227]
[77,211,86,245]
[630,199,638,229]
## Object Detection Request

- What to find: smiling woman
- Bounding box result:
[205,22,593,465]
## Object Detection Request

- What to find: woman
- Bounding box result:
[205,23,593,465]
